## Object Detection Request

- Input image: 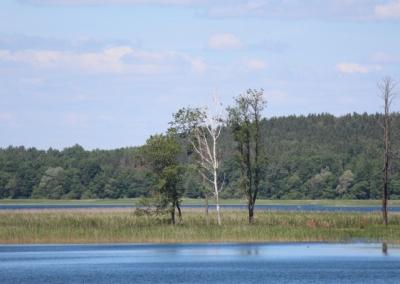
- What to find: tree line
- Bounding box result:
[1,93,400,216]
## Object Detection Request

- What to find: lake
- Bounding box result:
[1,204,400,212]
[0,243,399,283]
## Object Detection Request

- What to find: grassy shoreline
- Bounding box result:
[1,210,399,244]
[1,198,400,206]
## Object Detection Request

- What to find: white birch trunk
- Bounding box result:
[213,135,221,225]
[190,101,224,225]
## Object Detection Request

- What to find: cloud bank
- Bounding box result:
[0,46,207,75]
[336,62,381,74]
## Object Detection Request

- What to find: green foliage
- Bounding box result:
[227,89,267,221]
[0,112,400,200]
[143,134,181,175]
[143,134,185,223]
[32,167,66,199]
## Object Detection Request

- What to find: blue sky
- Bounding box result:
[1,0,400,149]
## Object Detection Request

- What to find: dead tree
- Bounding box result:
[379,77,396,225]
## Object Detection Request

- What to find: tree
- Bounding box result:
[171,99,225,225]
[227,89,266,223]
[3,112,400,201]
[143,133,184,225]
[336,170,354,198]
[32,167,65,199]
[379,77,396,225]
[306,167,336,199]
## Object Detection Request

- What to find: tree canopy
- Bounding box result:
[1,113,400,200]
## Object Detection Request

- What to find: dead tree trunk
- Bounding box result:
[379,77,396,226]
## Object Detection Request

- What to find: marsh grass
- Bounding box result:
[1,210,399,244]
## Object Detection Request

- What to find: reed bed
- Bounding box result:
[0,210,399,244]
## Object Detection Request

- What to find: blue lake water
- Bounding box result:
[1,204,400,212]
[0,243,399,283]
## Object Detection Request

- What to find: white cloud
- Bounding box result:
[207,0,400,21]
[208,33,242,50]
[375,0,400,19]
[20,0,201,5]
[0,47,130,73]
[208,0,267,17]
[336,62,381,74]
[186,57,208,73]
[19,1,400,21]
[243,59,267,71]
[0,46,207,75]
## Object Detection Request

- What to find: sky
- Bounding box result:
[1,0,400,150]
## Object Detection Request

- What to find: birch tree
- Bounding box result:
[379,77,396,225]
[172,98,225,225]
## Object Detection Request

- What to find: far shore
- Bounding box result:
[1,198,400,206]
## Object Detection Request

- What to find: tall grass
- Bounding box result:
[0,210,399,244]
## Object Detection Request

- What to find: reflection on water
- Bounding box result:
[239,247,259,256]
[0,243,399,284]
[382,242,388,255]
[2,204,400,212]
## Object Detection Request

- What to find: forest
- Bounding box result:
[1,111,400,201]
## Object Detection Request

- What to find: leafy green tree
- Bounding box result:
[143,134,184,224]
[336,170,354,198]
[32,167,66,199]
[305,168,336,199]
[283,174,303,199]
[0,171,10,198]
[227,89,266,223]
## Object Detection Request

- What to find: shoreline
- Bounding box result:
[1,198,400,206]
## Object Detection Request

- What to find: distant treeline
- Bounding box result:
[1,112,400,200]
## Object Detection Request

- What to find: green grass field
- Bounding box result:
[1,210,399,244]
[1,198,400,206]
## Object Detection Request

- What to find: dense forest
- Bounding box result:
[1,112,400,200]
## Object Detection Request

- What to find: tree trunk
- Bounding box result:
[215,181,221,226]
[212,135,222,226]
[383,156,389,226]
[248,203,254,223]
[245,125,253,223]
[171,202,176,225]
[252,108,261,222]
[380,77,395,226]
[205,192,210,225]
[176,202,182,223]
